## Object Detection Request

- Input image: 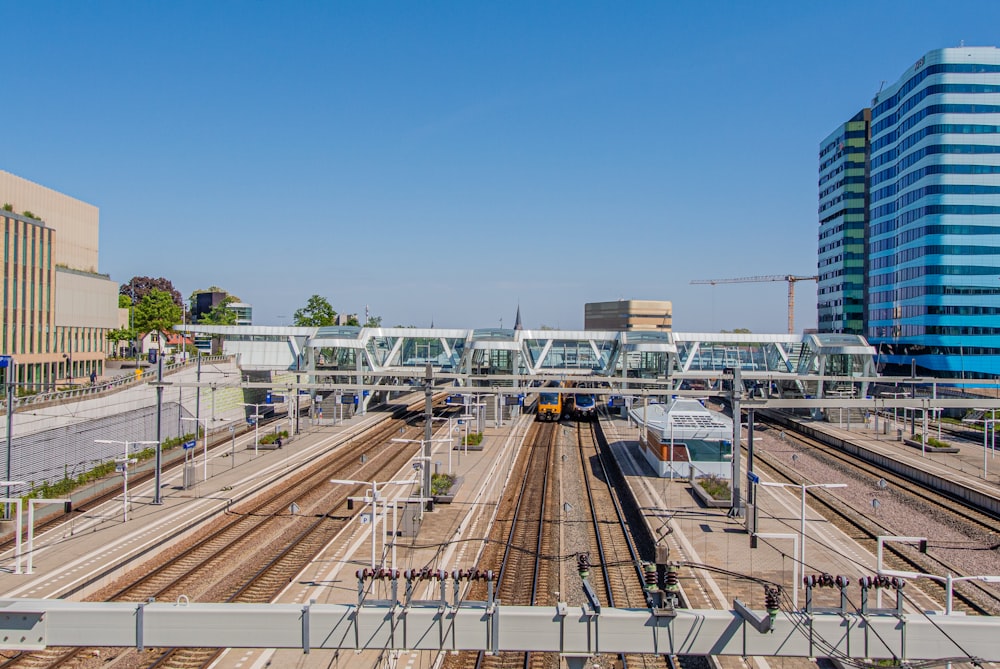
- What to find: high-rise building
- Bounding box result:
[1,171,119,388]
[584,300,672,331]
[865,47,1000,378]
[817,109,870,335]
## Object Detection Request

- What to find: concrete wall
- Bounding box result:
[0,170,99,272]
[55,268,119,328]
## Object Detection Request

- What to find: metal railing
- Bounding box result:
[3,355,232,410]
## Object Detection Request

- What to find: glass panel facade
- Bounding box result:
[866,47,1000,377]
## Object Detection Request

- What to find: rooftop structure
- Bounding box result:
[584,300,672,331]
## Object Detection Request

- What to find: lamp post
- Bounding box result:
[243,403,266,456]
[963,410,998,479]
[114,457,138,522]
[2,355,16,515]
[759,480,847,571]
[329,478,417,569]
[878,567,1000,615]
[882,391,910,431]
[428,417,456,473]
[181,416,210,481]
[95,439,159,464]
[392,437,453,478]
[753,532,800,608]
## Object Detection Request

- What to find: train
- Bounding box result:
[535,382,596,422]
[537,385,562,421]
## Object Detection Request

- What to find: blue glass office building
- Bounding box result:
[867,47,1000,378]
[818,109,870,335]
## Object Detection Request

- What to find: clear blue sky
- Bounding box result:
[5,1,999,331]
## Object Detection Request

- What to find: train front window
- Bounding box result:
[540,393,558,403]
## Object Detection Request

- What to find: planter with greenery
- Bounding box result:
[258,430,290,449]
[903,433,959,453]
[461,432,484,450]
[22,430,200,503]
[431,473,462,503]
[691,474,731,508]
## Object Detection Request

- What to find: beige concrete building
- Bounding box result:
[1,170,118,389]
[584,299,673,331]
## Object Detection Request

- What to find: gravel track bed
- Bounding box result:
[751,420,1000,611]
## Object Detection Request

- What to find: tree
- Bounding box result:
[199,295,240,325]
[364,315,383,328]
[118,294,132,309]
[105,327,136,356]
[121,276,183,310]
[294,295,337,327]
[134,289,183,351]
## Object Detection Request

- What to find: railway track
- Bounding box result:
[576,421,673,669]
[0,412,289,552]
[440,420,557,669]
[0,402,442,669]
[754,414,1000,616]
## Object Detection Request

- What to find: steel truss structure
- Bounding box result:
[177,326,877,410]
[1,598,997,661]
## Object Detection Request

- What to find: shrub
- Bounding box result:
[22,430,201,503]
[259,430,289,444]
[463,432,483,446]
[912,433,951,448]
[431,473,454,496]
[697,474,731,500]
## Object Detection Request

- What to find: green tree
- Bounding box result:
[294,295,337,327]
[105,327,136,356]
[118,294,132,308]
[134,288,182,351]
[198,295,240,325]
[121,276,184,310]
[364,315,383,328]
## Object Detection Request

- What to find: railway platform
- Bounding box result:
[598,414,958,669]
[765,411,1000,514]
[0,406,427,600]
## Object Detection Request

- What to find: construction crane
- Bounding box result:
[690,275,819,334]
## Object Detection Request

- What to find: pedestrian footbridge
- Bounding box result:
[177,325,876,399]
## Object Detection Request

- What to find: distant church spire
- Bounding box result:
[514,305,523,331]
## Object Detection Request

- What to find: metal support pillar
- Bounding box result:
[423,363,433,509]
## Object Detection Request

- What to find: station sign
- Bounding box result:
[504,396,520,406]
[0,356,10,368]
[341,393,356,404]
[747,471,760,484]
[609,397,625,407]
[182,440,197,450]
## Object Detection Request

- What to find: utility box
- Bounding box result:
[397,501,424,538]
[183,463,196,489]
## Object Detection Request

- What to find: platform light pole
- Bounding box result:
[330,478,417,569]
[752,532,800,608]
[429,416,456,473]
[95,440,159,465]
[2,355,15,515]
[243,403,266,456]
[964,409,998,479]
[181,416,210,481]
[878,567,1000,615]
[759,481,847,571]
[114,457,138,522]
[393,437,453,476]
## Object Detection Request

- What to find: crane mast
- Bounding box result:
[690,275,819,334]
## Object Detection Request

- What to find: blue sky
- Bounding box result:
[5,1,1000,331]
